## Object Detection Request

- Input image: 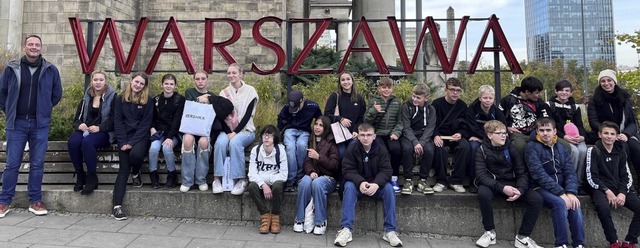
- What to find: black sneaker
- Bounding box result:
[284,185,295,192]
[468,185,478,194]
[112,206,127,221]
[132,173,143,188]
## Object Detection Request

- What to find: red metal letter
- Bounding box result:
[203,18,241,73]
[468,15,523,74]
[338,16,388,74]
[145,17,196,75]
[287,18,333,75]
[69,17,148,74]
[252,16,285,75]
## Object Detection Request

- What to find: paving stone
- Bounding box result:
[16,215,83,229]
[218,225,277,242]
[66,231,139,248]
[245,240,301,248]
[0,241,30,247]
[170,222,228,239]
[66,216,130,232]
[426,237,478,247]
[10,228,84,246]
[118,219,180,235]
[127,234,192,248]
[0,211,34,226]
[274,230,330,246]
[185,238,245,248]
[0,226,34,241]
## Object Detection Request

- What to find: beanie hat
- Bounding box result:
[598,69,617,84]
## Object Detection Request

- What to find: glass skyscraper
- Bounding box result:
[524,0,615,67]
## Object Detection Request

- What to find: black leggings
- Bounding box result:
[112,140,150,206]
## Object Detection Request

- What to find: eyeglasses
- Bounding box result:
[262,133,274,139]
[447,88,463,93]
[491,132,508,137]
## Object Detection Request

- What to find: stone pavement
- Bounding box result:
[0,209,520,248]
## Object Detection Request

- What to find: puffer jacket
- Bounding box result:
[72,84,117,142]
[525,135,578,195]
[465,98,507,139]
[364,95,403,137]
[303,133,340,178]
[475,138,528,194]
[587,86,638,139]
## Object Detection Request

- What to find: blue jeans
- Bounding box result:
[213,131,255,179]
[294,175,337,225]
[0,119,49,205]
[148,136,181,172]
[340,181,397,232]
[536,188,585,247]
[181,135,209,186]
[67,131,111,173]
[283,129,309,185]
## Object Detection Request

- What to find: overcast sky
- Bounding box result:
[394,0,639,67]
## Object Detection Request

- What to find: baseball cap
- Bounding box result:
[288,90,304,114]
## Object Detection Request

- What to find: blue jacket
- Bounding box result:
[277,100,322,133]
[525,136,578,195]
[0,58,63,129]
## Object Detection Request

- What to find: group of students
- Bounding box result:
[62,64,640,248]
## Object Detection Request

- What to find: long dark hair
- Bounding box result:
[308,116,331,150]
[336,72,360,103]
[592,84,629,106]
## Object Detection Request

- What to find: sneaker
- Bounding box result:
[293,221,304,233]
[391,176,400,193]
[334,227,352,247]
[417,179,434,195]
[610,241,622,248]
[28,202,48,216]
[179,185,190,193]
[112,206,127,221]
[383,231,403,247]
[198,183,208,191]
[433,183,446,192]
[230,179,248,195]
[131,173,143,187]
[515,235,543,248]
[0,204,9,218]
[313,221,327,235]
[284,184,296,192]
[575,245,586,248]
[468,185,478,194]
[401,179,413,195]
[622,242,637,248]
[475,230,496,248]
[554,246,568,248]
[450,184,466,193]
[212,180,223,194]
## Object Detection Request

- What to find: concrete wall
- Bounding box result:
[0,0,23,51]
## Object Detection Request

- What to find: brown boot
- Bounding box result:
[259,213,271,234]
[270,214,281,234]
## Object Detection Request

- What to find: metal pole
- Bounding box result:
[580,0,588,97]
[416,0,424,84]
[84,21,94,91]
[286,19,293,92]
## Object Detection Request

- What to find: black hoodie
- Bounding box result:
[586,140,632,195]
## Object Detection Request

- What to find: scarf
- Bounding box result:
[20,55,43,68]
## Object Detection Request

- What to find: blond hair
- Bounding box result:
[121,72,149,105]
[483,120,506,134]
[89,69,107,97]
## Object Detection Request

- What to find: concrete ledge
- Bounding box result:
[8,185,633,247]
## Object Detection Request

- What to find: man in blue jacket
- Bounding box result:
[525,117,585,248]
[0,35,63,218]
[277,90,321,192]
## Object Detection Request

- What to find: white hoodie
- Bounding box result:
[248,143,288,188]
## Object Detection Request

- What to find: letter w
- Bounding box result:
[69,17,149,74]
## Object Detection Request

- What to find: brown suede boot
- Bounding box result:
[270,214,281,234]
[259,213,271,234]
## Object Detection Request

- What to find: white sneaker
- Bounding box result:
[198,183,209,191]
[475,230,496,248]
[212,180,223,194]
[293,221,304,233]
[179,185,190,193]
[554,246,568,248]
[515,235,543,248]
[450,184,466,193]
[313,221,327,235]
[230,179,248,195]
[383,231,403,247]
[334,227,352,247]
[433,183,446,192]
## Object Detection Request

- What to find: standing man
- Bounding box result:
[277,90,322,192]
[0,35,63,217]
[334,123,402,247]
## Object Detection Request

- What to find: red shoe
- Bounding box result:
[622,242,637,248]
[28,202,48,216]
[0,204,9,218]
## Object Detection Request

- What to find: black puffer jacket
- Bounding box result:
[475,138,529,193]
